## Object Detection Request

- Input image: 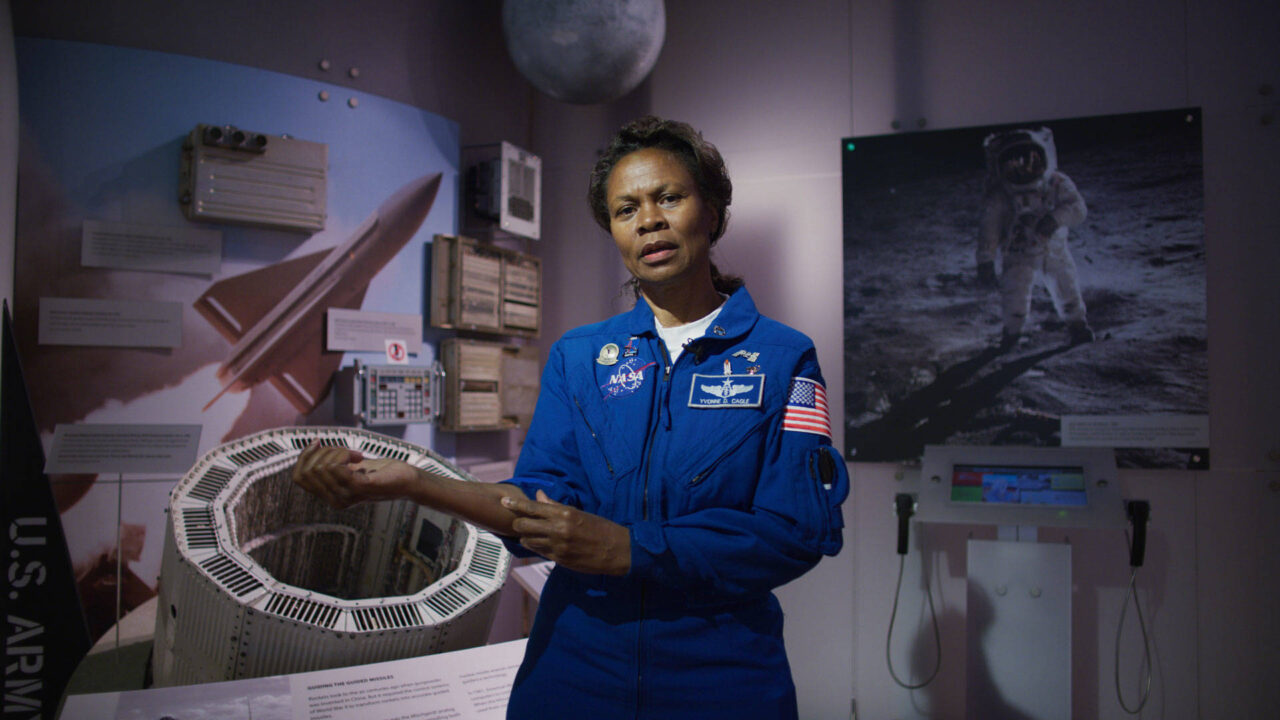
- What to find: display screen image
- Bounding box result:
[950,464,1087,507]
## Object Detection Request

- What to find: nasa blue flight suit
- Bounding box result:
[501,287,849,719]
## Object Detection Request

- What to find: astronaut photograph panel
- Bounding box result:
[841,108,1207,468]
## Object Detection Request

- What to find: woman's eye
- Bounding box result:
[614,206,635,218]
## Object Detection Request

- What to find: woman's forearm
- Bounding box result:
[400,468,528,537]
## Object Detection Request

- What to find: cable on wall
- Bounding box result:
[885,493,941,689]
[1114,501,1153,714]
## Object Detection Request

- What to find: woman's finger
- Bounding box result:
[501,494,547,518]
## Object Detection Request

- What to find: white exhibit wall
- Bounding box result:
[641,4,858,717]
[528,99,652,351]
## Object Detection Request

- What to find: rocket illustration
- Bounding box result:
[196,173,442,412]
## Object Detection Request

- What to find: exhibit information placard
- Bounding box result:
[82,220,222,276]
[1060,414,1209,448]
[57,638,527,720]
[38,297,183,348]
[45,423,203,475]
[326,308,424,354]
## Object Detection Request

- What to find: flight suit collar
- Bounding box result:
[621,286,759,341]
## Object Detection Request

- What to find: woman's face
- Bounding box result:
[605,147,718,293]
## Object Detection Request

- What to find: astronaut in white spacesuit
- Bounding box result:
[977,127,1095,349]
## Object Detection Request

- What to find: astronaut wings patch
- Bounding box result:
[783,377,831,439]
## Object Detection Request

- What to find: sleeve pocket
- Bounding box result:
[805,444,850,556]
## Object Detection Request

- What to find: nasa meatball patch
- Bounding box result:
[601,357,657,399]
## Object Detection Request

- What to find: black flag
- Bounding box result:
[2,301,92,718]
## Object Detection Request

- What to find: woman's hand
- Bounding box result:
[291,441,417,509]
[502,490,631,576]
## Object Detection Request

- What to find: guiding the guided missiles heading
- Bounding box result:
[292,116,849,719]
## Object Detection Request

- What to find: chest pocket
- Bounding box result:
[568,367,646,519]
[567,356,649,467]
[671,410,771,514]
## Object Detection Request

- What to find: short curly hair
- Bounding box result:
[587,116,733,243]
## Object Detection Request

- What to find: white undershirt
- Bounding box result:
[655,300,726,364]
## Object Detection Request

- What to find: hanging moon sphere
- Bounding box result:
[502,0,666,105]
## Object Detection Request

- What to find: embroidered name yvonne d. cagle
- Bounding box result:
[688,373,765,408]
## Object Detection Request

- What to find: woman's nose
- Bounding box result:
[638,203,667,233]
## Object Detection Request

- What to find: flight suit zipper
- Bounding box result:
[645,338,673,522]
[636,337,671,718]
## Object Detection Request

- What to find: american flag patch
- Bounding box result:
[783,377,830,438]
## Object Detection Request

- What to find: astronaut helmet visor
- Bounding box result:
[997,142,1047,185]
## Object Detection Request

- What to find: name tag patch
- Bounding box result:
[688,373,765,408]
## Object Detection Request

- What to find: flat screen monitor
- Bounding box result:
[950,463,1087,507]
[918,445,1126,528]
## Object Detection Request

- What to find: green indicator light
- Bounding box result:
[845,142,856,152]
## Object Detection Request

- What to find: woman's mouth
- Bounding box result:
[640,241,677,263]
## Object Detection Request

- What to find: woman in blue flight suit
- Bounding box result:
[293,116,848,719]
